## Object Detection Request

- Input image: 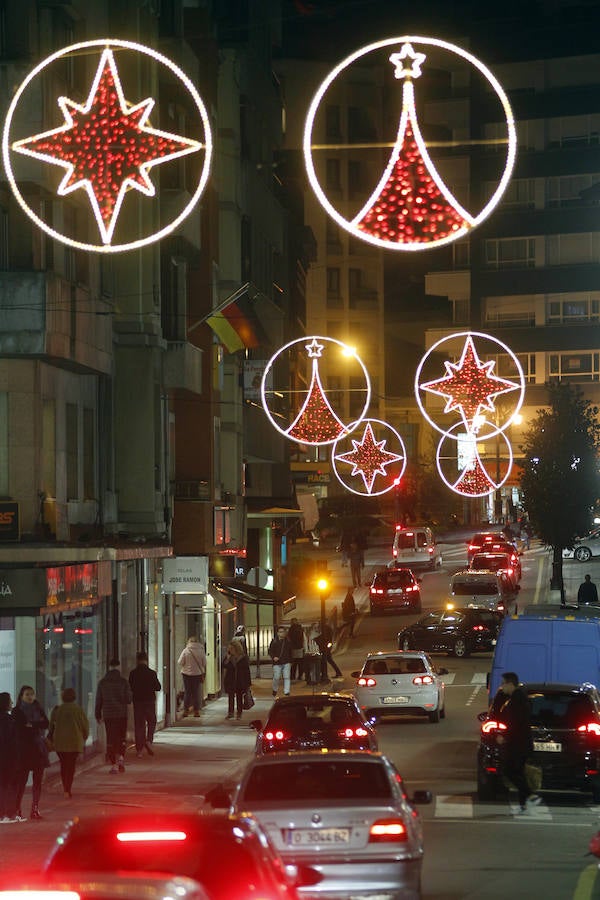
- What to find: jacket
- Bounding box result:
[498,686,533,756]
[95,669,132,721]
[268,636,292,665]
[222,654,252,693]
[0,709,17,776]
[287,622,305,651]
[49,700,89,753]
[13,700,49,770]
[129,664,162,703]
[178,641,206,676]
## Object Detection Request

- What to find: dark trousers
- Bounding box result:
[320,649,342,680]
[133,700,157,751]
[0,771,17,817]
[227,691,244,717]
[291,653,304,680]
[57,751,78,793]
[504,751,531,807]
[14,765,44,812]
[182,674,202,713]
[350,562,362,587]
[104,717,127,764]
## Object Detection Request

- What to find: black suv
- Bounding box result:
[250,692,378,754]
[477,682,600,802]
[397,607,503,658]
[369,566,421,614]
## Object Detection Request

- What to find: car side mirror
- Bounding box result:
[204,784,231,808]
[249,719,262,732]
[411,789,433,805]
[350,670,360,679]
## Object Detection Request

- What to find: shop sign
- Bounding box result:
[0,568,45,609]
[45,562,105,610]
[162,556,208,593]
[0,502,19,541]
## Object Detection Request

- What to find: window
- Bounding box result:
[549,352,600,382]
[325,104,341,139]
[161,256,187,340]
[214,508,232,545]
[42,399,56,498]
[547,233,600,265]
[548,114,600,148]
[347,160,364,198]
[497,178,536,208]
[326,158,341,190]
[347,106,376,142]
[547,295,600,324]
[66,403,78,501]
[485,238,536,268]
[326,267,340,297]
[494,352,536,383]
[452,240,470,268]
[547,174,600,208]
[326,219,341,252]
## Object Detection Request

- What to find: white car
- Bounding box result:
[563,531,600,561]
[226,750,432,900]
[351,650,447,723]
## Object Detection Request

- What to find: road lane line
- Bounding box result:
[534,554,546,605]
[466,685,483,705]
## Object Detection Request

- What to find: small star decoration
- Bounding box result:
[305,337,324,358]
[335,422,404,493]
[12,48,203,244]
[389,43,427,80]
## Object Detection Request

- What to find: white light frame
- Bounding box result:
[2,39,213,253]
[260,336,371,446]
[436,425,513,498]
[414,330,525,440]
[331,418,407,496]
[303,35,516,252]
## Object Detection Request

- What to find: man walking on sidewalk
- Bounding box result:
[95,659,132,775]
[269,626,292,697]
[315,622,342,682]
[128,651,161,758]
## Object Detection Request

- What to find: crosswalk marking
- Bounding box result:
[435,794,473,817]
[432,794,594,822]
[443,672,488,686]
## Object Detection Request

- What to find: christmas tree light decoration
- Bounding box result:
[303,35,516,252]
[415,331,525,441]
[261,336,371,446]
[3,39,212,253]
[332,418,407,496]
[352,43,473,245]
[436,427,513,498]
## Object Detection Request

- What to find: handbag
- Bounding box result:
[242,688,255,710]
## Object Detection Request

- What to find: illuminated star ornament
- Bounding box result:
[334,422,404,494]
[11,48,203,245]
[420,335,519,434]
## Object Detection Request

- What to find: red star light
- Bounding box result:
[421,335,518,433]
[334,422,404,494]
[12,48,202,245]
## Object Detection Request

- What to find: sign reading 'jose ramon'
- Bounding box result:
[162,557,209,594]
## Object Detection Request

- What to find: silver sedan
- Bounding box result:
[563,531,600,561]
[227,750,432,900]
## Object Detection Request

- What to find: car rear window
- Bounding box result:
[269,702,358,728]
[379,571,414,588]
[472,555,508,570]
[364,657,426,676]
[242,761,393,803]
[395,533,417,550]
[529,692,596,728]
[453,580,498,596]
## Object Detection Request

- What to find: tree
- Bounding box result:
[519,383,600,603]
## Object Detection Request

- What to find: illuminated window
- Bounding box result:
[549,352,600,382]
[547,294,600,323]
[214,508,232,545]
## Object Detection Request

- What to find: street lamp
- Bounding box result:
[316,575,331,638]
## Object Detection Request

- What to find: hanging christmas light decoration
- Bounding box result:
[2,39,212,253]
[436,427,514,498]
[261,336,371,446]
[303,35,516,251]
[415,331,525,497]
[332,418,407,496]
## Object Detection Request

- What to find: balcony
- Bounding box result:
[164,341,203,395]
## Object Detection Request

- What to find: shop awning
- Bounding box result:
[211,578,295,607]
[245,497,303,520]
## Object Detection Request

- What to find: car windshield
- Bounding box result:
[453,581,498,596]
[242,760,393,803]
[363,657,426,676]
[529,692,596,728]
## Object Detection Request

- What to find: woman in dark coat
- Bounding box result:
[0,692,19,822]
[12,684,49,820]
[222,639,251,720]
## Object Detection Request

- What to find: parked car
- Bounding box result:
[369,567,422,614]
[0,874,209,900]
[477,682,600,802]
[43,812,301,899]
[351,650,447,723]
[249,693,378,754]
[392,525,442,569]
[467,531,519,564]
[211,750,432,900]
[563,531,600,561]
[470,549,521,584]
[450,568,516,612]
[397,607,503,658]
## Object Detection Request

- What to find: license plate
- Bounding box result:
[382,696,409,704]
[533,741,561,752]
[286,827,350,846]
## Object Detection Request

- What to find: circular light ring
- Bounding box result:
[303,35,516,252]
[414,330,525,441]
[260,336,371,446]
[436,425,513,498]
[2,39,213,253]
[331,417,407,496]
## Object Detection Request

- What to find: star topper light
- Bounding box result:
[3,39,212,253]
[389,43,426,79]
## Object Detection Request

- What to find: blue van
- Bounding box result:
[488,605,600,697]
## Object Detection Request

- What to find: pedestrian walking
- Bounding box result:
[222,639,252,720]
[349,538,363,588]
[341,588,357,638]
[234,625,248,655]
[128,651,161,758]
[268,625,292,697]
[578,574,599,606]
[315,622,342,681]
[48,687,89,799]
[95,659,132,775]
[288,617,305,681]
[338,530,351,567]
[177,636,206,717]
[12,685,49,820]
[0,692,20,823]
[496,671,541,813]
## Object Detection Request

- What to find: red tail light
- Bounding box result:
[371,588,384,595]
[369,818,408,843]
[358,676,377,687]
[472,624,485,631]
[577,723,600,736]
[116,830,187,842]
[405,585,417,592]
[481,719,507,734]
[264,729,289,741]
[339,726,369,739]
[412,674,434,685]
